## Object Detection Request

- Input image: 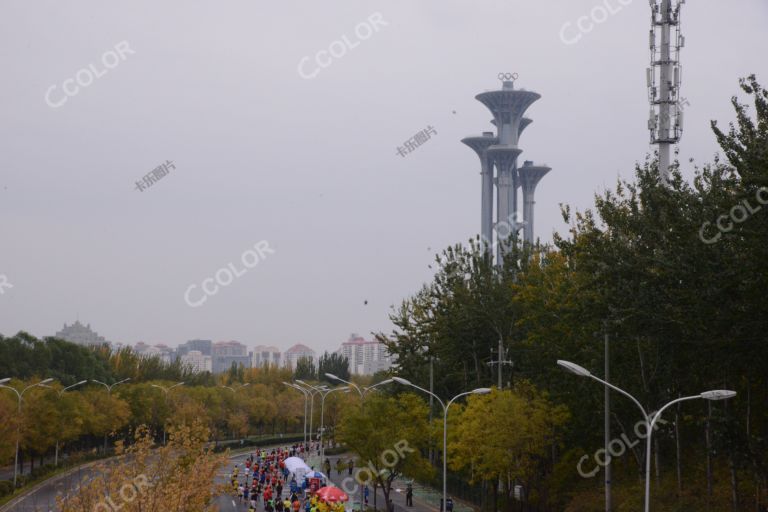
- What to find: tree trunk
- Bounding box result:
[706,402,713,511]
[675,405,682,496]
[491,478,498,512]
[730,455,740,511]
[382,477,393,512]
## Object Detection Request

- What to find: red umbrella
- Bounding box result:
[316,486,349,502]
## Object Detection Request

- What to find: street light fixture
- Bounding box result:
[700,390,737,401]
[92,378,131,452]
[294,381,324,451]
[326,373,394,511]
[50,380,88,466]
[325,373,365,399]
[556,360,592,377]
[393,376,490,512]
[151,382,185,445]
[0,377,55,488]
[318,386,349,461]
[284,382,309,445]
[556,359,736,512]
[220,383,250,393]
[362,379,394,398]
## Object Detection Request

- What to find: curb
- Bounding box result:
[0,458,105,512]
[0,435,303,511]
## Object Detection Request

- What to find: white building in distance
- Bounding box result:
[284,343,316,369]
[133,342,175,364]
[180,350,213,373]
[339,334,392,375]
[252,345,282,367]
[211,340,251,373]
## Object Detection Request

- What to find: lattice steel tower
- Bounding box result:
[647,0,685,185]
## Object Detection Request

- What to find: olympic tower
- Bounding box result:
[462,73,551,261]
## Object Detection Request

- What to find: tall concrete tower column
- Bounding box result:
[461,132,498,249]
[518,161,551,244]
[511,118,534,225]
[487,147,523,262]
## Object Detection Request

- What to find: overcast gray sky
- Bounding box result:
[1,0,766,354]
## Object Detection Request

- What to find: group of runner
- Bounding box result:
[230,443,347,512]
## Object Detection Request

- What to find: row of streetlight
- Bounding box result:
[0,377,196,488]
[319,365,732,512]
[282,373,488,512]
[7,363,727,511]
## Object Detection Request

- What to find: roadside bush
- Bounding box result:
[0,480,13,497]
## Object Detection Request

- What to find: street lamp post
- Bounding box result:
[283,382,309,446]
[0,377,55,488]
[318,386,349,461]
[392,377,491,512]
[49,380,88,466]
[150,382,185,445]
[326,374,394,512]
[295,380,324,451]
[92,378,131,452]
[557,360,736,512]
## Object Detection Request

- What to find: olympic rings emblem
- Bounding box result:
[497,72,519,82]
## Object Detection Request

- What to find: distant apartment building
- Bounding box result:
[55,320,109,346]
[212,340,251,373]
[133,342,175,364]
[339,333,392,375]
[252,345,282,367]
[180,350,213,373]
[176,339,213,358]
[284,343,316,369]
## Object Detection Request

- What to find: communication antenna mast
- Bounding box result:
[647,0,685,185]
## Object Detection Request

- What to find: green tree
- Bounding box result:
[294,356,317,381]
[337,393,434,508]
[318,351,350,383]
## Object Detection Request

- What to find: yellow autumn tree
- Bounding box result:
[57,422,228,512]
[449,384,570,510]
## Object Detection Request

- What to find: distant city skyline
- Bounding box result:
[30,317,377,356]
[46,318,391,374]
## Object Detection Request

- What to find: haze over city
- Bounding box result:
[1,0,767,353]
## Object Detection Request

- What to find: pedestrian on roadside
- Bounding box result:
[406,483,413,507]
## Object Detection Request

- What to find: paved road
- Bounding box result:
[4,449,473,512]
[2,445,295,512]
[321,454,473,512]
[1,461,99,512]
